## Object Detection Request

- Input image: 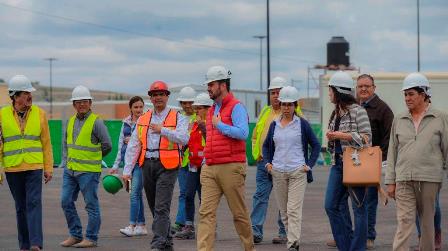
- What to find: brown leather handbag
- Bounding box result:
[342,145,382,186]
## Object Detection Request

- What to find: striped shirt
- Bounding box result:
[328,104,372,153]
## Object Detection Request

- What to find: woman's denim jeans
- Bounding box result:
[129,165,145,225]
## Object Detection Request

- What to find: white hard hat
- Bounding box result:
[176,86,197,102]
[8,75,36,96]
[328,71,354,95]
[71,85,93,101]
[203,65,231,85]
[402,72,430,91]
[193,92,214,106]
[278,86,300,103]
[269,76,288,90]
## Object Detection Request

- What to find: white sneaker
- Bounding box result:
[134,225,148,236]
[120,225,135,237]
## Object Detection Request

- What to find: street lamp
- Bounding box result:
[253,35,266,91]
[44,57,57,119]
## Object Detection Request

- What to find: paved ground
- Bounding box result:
[1,166,447,251]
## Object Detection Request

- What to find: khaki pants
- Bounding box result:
[271,168,307,249]
[197,163,255,251]
[393,181,440,251]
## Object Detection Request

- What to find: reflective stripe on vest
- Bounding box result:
[1,105,43,168]
[137,109,181,169]
[67,113,102,172]
[181,113,196,167]
[187,122,206,168]
[252,105,271,160]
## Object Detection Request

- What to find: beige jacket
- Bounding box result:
[385,106,448,184]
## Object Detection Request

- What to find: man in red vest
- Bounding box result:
[123,81,189,251]
[197,66,255,251]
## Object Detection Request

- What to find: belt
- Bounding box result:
[146,157,160,161]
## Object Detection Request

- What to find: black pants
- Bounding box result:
[142,159,178,249]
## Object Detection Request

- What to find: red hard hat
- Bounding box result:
[148,81,170,95]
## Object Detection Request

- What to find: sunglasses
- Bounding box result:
[149,92,168,97]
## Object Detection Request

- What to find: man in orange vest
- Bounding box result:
[123,81,189,251]
[197,66,255,251]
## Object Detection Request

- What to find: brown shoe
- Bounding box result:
[30,246,41,251]
[60,237,82,247]
[72,239,97,248]
[326,239,337,248]
[366,239,374,250]
[272,236,287,244]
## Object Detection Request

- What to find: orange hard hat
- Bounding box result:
[148,80,170,96]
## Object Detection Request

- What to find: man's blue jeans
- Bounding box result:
[61,169,101,242]
[250,160,286,239]
[129,165,145,225]
[325,161,367,251]
[185,169,201,225]
[6,169,43,250]
[175,166,188,225]
[416,192,441,236]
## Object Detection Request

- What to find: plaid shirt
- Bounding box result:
[328,104,372,153]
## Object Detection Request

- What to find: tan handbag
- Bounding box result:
[342,145,382,186]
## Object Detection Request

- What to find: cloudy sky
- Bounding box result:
[0,0,446,97]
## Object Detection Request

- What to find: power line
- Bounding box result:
[0,2,319,64]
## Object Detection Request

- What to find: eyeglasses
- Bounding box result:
[149,92,167,97]
[280,103,295,107]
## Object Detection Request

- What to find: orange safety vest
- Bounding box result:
[137,109,181,169]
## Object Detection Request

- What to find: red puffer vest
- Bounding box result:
[188,122,205,168]
[204,93,246,165]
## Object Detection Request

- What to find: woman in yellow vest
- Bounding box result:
[59,86,112,248]
[1,75,53,251]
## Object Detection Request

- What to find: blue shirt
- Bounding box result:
[214,102,249,141]
[272,116,306,172]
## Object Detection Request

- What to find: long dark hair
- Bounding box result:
[129,96,144,108]
[329,86,357,123]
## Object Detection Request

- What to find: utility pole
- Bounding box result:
[417,0,420,71]
[266,0,271,104]
[253,35,266,91]
[44,57,57,119]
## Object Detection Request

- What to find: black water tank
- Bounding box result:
[327,36,349,67]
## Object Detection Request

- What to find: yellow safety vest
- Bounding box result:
[1,105,43,168]
[67,113,102,172]
[252,105,303,160]
[181,113,196,167]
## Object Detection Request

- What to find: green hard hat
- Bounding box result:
[102,175,123,194]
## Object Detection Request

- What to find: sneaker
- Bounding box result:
[435,231,442,250]
[174,225,195,240]
[134,225,148,236]
[326,239,337,248]
[366,239,374,250]
[272,236,287,244]
[170,223,184,235]
[253,235,262,244]
[120,225,135,237]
